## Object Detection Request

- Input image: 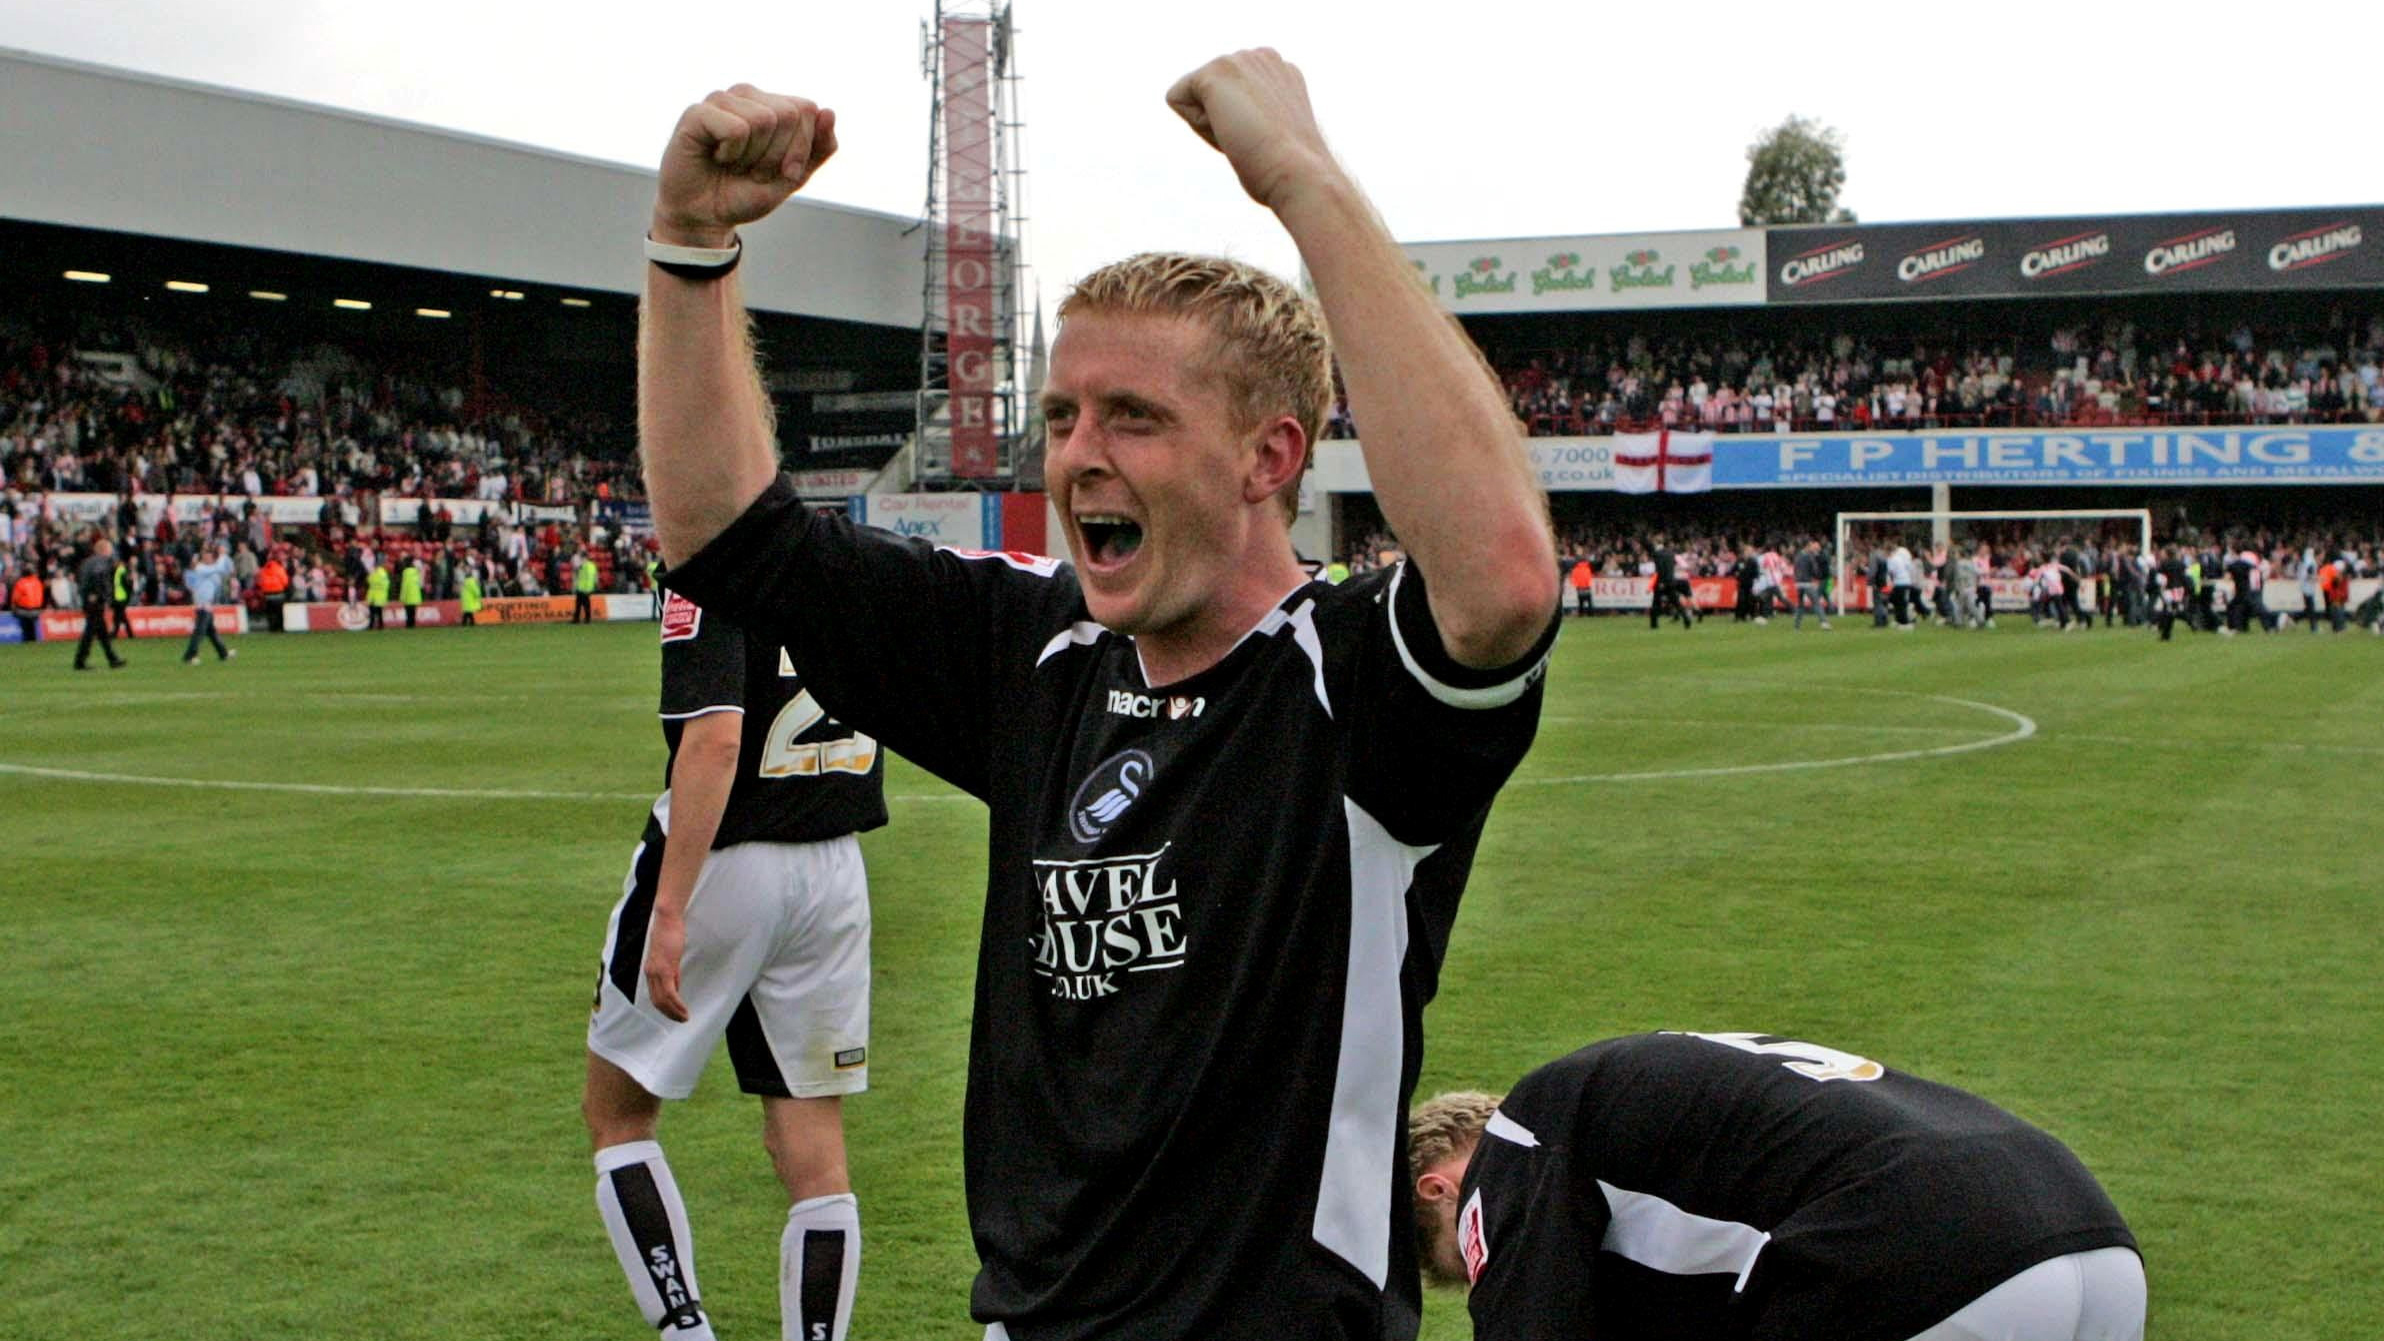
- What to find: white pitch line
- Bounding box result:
[1538,714,1981,737]
[2049,731,2384,759]
[1516,693,2037,785]
[0,761,972,805]
[4,690,2042,796]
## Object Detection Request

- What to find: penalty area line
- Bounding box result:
[0,761,971,805]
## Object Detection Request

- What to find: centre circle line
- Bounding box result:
[1514,692,2036,785]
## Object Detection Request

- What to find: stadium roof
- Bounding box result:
[0,47,923,328]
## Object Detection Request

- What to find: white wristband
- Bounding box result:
[643,234,742,271]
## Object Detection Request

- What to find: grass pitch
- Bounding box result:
[3,615,2377,1339]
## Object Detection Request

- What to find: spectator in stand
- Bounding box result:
[233,542,260,602]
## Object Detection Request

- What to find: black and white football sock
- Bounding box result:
[595,1140,716,1340]
[780,1192,860,1341]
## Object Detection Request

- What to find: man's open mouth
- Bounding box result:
[1078,514,1145,566]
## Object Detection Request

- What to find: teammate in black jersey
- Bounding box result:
[1411,1032,2144,1341]
[636,51,1560,1341]
[582,594,886,1341]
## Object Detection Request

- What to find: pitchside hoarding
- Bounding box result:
[1767,206,2381,303]
[37,604,246,640]
[854,493,1005,550]
[1714,426,2384,488]
[1316,427,2384,493]
[1402,230,1768,314]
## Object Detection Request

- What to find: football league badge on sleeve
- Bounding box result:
[660,592,702,642]
[1460,1189,1489,1284]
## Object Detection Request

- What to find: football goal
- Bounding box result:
[1833,508,2153,616]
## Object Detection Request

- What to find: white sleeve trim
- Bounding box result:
[1484,1109,1539,1148]
[656,705,745,721]
[1036,620,1106,666]
[1385,563,1551,711]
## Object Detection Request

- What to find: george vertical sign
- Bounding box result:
[942,16,999,476]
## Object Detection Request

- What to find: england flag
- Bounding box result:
[1612,430,1714,494]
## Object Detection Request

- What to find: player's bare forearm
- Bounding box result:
[647,715,740,1021]
[1168,50,1556,668]
[657,719,741,921]
[638,85,840,565]
[639,268,777,565]
[1278,175,1557,668]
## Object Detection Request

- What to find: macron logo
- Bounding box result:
[1106,689,1206,720]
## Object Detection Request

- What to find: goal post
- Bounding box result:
[1832,508,2153,616]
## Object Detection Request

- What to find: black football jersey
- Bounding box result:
[1461,1032,2138,1341]
[657,590,887,848]
[667,475,1557,1341]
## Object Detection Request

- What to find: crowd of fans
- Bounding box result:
[0,323,640,502]
[0,318,654,622]
[9,307,2380,634]
[1338,515,2384,631]
[1475,312,2384,438]
[1,488,656,625]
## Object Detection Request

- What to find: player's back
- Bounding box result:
[1493,1031,2133,1341]
[658,592,886,849]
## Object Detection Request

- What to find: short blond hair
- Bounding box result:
[1059,252,1333,521]
[1410,1091,1502,1287]
[1409,1090,1502,1183]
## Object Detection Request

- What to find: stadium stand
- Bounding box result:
[0,48,926,637]
[1483,307,2384,439]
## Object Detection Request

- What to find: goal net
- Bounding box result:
[1833,508,2153,617]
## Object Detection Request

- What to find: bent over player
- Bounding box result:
[1412,1031,2144,1341]
[582,592,885,1341]
[638,49,1559,1341]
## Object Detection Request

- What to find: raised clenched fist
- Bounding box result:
[653,84,839,248]
[1164,49,1337,212]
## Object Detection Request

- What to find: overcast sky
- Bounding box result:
[4,0,2377,320]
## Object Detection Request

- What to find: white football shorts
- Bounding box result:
[1904,1245,2146,1341]
[589,794,871,1100]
